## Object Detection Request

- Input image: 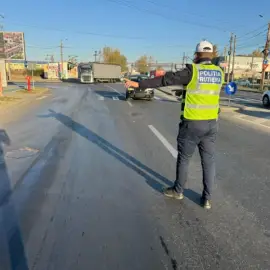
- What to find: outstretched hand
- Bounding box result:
[123,78,139,89]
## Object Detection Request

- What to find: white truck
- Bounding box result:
[78,62,121,83]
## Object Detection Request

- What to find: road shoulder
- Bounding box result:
[0,87,51,125]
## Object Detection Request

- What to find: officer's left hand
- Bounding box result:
[124,79,139,89]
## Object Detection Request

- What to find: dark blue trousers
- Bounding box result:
[174,119,218,200]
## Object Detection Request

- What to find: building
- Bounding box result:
[214,56,270,79]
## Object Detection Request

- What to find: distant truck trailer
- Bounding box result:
[78,62,121,83]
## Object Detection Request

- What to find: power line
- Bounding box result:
[237,29,267,46]
[105,0,228,32]
[237,23,268,39]
[143,0,233,26]
[5,20,149,40]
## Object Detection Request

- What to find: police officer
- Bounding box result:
[125,40,224,209]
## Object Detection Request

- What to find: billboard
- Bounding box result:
[0,32,25,60]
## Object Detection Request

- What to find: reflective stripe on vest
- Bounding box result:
[181,63,224,120]
[186,104,219,109]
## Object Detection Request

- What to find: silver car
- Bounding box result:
[262,90,270,108]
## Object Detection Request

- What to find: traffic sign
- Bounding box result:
[225,82,237,95]
[28,63,36,70]
[263,64,269,71]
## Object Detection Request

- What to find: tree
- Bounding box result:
[251,48,263,57]
[102,47,128,71]
[135,55,152,73]
[213,44,219,58]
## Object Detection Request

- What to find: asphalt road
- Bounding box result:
[1,82,270,270]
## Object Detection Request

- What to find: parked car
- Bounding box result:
[262,90,270,107]
[235,79,251,87]
[126,75,154,101]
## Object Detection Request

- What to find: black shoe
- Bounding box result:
[163,187,184,200]
[201,197,212,209]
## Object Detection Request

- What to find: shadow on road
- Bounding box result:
[0,130,29,270]
[236,108,270,119]
[40,110,172,192]
[61,78,81,84]
[39,110,202,205]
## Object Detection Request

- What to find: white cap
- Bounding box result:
[195,40,213,53]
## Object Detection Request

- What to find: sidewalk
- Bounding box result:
[3,84,24,93]
[0,87,50,123]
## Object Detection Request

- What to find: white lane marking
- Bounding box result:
[127,101,133,107]
[154,96,161,100]
[106,85,125,97]
[36,96,47,100]
[220,97,260,103]
[148,125,177,159]
[234,97,260,103]
[112,96,119,100]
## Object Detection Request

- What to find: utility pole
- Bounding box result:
[226,33,234,84]
[60,40,64,79]
[182,52,186,68]
[231,35,236,82]
[251,53,254,71]
[94,50,98,62]
[260,22,270,91]
[223,46,227,74]
[98,50,101,62]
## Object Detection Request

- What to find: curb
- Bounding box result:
[220,106,241,112]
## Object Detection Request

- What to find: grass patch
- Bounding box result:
[0,96,22,104]
[17,87,49,94]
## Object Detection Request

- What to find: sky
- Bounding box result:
[1,0,269,63]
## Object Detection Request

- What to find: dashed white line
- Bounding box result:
[106,85,124,97]
[127,101,133,107]
[154,96,161,100]
[148,125,177,159]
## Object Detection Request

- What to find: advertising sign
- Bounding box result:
[0,32,25,60]
[48,63,60,79]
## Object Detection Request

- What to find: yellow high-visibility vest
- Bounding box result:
[182,63,224,120]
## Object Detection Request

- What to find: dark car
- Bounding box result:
[126,75,154,101]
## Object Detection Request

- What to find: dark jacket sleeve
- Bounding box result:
[139,64,193,90]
